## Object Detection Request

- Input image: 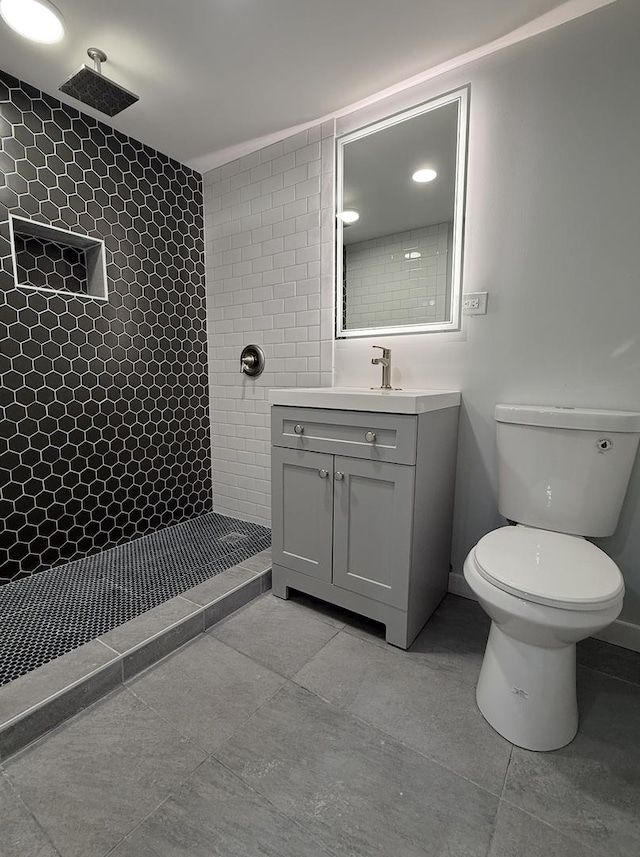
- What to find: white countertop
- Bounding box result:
[268,387,461,415]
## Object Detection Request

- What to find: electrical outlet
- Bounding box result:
[462,292,488,315]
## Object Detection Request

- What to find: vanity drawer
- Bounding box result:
[271,406,417,464]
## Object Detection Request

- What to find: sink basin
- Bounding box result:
[268,387,460,414]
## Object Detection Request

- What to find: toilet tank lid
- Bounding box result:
[495,404,640,432]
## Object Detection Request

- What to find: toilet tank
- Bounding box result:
[495,405,640,537]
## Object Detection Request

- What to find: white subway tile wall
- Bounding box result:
[344,223,451,329]
[204,122,335,525]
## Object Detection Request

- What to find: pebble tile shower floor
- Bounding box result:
[0,512,271,686]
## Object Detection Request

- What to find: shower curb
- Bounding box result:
[0,559,271,762]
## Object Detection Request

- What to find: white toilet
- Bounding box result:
[464,404,640,751]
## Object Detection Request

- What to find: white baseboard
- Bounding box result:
[591,619,640,653]
[447,572,640,654]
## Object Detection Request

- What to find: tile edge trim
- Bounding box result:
[0,569,271,760]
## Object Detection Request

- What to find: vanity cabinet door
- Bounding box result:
[332,457,414,608]
[271,446,334,582]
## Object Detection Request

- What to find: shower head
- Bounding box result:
[59,48,139,117]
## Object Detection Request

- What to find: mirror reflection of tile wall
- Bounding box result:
[344,222,451,329]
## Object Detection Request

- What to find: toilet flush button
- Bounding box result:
[597,438,613,453]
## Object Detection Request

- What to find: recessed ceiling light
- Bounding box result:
[412,168,437,183]
[337,210,359,224]
[404,251,422,260]
[0,0,64,44]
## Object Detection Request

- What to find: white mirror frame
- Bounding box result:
[336,86,469,338]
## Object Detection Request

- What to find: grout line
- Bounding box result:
[497,795,605,856]
[1,766,65,857]
[210,752,339,857]
[96,639,121,655]
[288,659,508,802]
[318,688,506,798]
[100,732,214,857]
[123,683,213,756]
[499,744,514,799]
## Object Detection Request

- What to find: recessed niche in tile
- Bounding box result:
[9,215,107,300]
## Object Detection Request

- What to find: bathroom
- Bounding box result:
[1,0,640,854]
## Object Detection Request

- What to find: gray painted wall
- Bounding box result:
[334,0,640,630]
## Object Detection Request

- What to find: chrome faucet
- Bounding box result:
[371,345,392,389]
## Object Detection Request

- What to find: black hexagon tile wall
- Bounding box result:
[0,70,212,584]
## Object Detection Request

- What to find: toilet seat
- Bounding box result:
[474,526,624,611]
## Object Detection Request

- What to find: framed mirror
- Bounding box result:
[336,87,469,338]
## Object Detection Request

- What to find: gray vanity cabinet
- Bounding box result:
[271,447,334,582]
[270,403,459,649]
[272,446,414,608]
[332,456,414,609]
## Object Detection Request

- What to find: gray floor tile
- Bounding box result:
[237,548,272,574]
[0,659,122,762]
[577,666,640,749]
[109,756,332,857]
[127,635,285,752]
[294,630,511,793]
[489,801,607,856]
[281,590,349,629]
[577,637,640,686]
[343,593,490,685]
[503,669,640,857]
[209,593,340,677]
[121,612,203,680]
[202,575,264,630]
[180,566,255,607]
[0,770,61,857]
[98,597,200,654]
[406,593,490,684]
[4,687,207,857]
[0,640,117,726]
[214,682,499,857]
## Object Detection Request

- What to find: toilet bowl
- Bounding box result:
[465,404,640,752]
[464,525,623,751]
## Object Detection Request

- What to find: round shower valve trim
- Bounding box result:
[240,344,265,377]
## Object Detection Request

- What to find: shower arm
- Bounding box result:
[87,48,107,74]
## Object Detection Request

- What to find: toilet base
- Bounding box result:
[476,623,578,751]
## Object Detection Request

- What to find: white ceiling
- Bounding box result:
[0,1,590,169]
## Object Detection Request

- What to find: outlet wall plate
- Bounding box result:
[462,292,488,315]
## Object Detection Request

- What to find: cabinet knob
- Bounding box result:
[334,471,344,481]
[318,469,329,478]
[293,424,304,435]
[365,431,376,443]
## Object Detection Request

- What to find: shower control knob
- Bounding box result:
[240,344,265,377]
[293,424,304,435]
[365,431,376,443]
[318,469,329,478]
[334,471,344,481]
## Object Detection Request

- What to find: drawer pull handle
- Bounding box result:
[334,471,344,481]
[318,469,329,478]
[365,431,377,443]
[293,424,304,435]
